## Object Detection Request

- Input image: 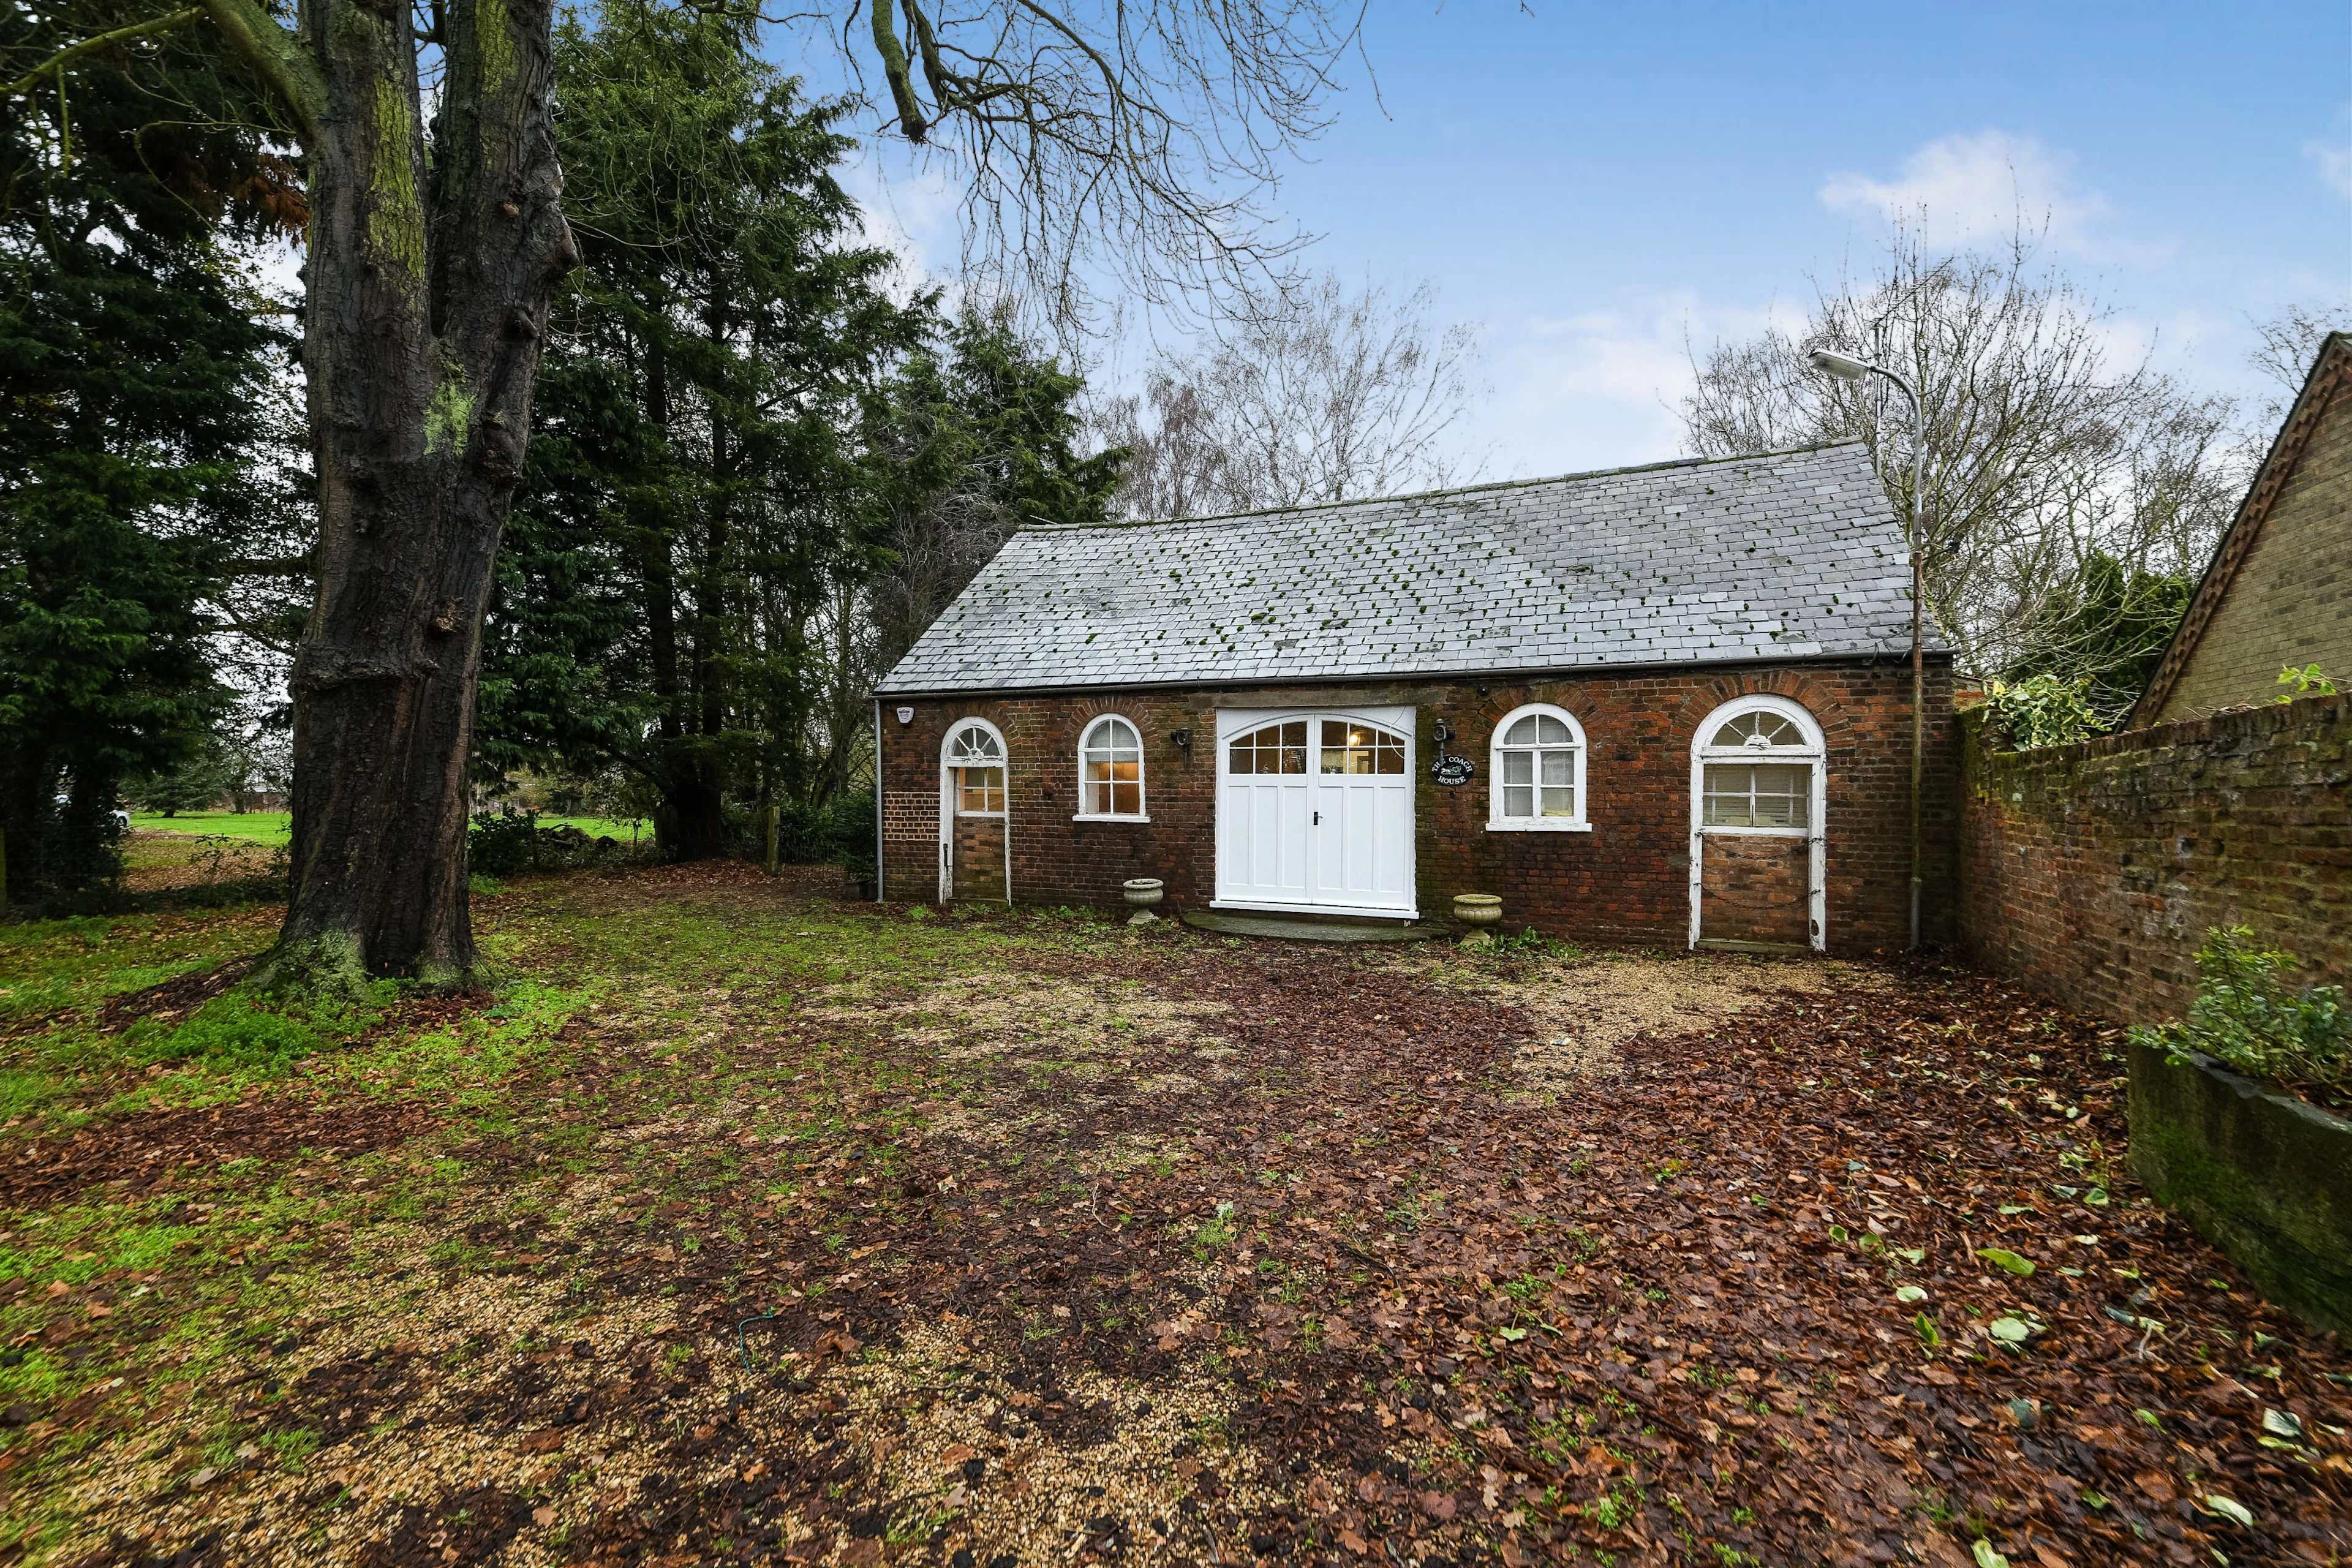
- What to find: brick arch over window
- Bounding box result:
[1661,673,1859,753]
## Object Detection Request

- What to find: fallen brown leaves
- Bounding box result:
[0,1094,448,1208]
[700,941,2350,1567]
[25,902,2348,1568]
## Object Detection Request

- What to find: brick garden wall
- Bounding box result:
[1957,692,2350,1024]
[878,658,1955,954]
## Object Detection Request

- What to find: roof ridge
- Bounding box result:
[1025,439,1873,534]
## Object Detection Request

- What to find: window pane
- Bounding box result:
[1711,710,1805,749]
[1501,750,1532,785]
[1322,720,1346,747]
[1112,781,1139,815]
[1702,763,1750,826]
[1504,716,1539,745]
[1281,721,1306,747]
[1540,750,1573,785]
[1536,715,1570,744]
[1503,785,1534,818]
[1540,786,1575,818]
[960,766,1006,813]
[1377,739,1404,774]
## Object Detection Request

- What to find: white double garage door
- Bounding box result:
[1213,706,1417,919]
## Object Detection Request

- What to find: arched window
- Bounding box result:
[1695,698,1822,829]
[944,720,1006,816]
[1488,704,1589,831]
[1077,715,1146,818]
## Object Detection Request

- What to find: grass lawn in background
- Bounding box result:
[0,863,2343,1566]
[127,813,290,846]
[131,813,652,846]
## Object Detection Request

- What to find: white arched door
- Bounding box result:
[940,718,1009,904]
[1215,707,1416,918]
[1687,696,1825,951]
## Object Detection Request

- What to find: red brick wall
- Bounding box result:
[1958,692,2350,1023]
[878,660,1954,954]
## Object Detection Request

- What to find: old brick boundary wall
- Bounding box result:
[1958,692,2348,1024]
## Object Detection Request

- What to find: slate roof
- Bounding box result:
[878,440,1932,696]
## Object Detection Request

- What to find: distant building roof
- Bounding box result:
[878,440,1930,696]
[2129,331,2352,727]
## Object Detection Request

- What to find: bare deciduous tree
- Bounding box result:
[817,0,1370,325]
[1093,271,1483,518]
[2245,302,2352,432]
[1680,224,2244,707]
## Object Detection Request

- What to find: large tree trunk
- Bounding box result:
[255,0,572,986]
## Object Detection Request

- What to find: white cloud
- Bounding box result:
[1819,130,2132,258]
[2307,135,2352,201]
[839,150,963,304]
[1477,292,1797,479]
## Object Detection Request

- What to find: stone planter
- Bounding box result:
[1121,878,1165,908]
[2128,1038,2352,1332]
[1452,894,1503,927]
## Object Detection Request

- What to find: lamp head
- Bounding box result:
[1807,347,1871,383]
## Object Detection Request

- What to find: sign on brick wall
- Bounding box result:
[883,791,937,844]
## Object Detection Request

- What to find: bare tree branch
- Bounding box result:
[1093,270,1485,517]
[1679,219,2246,703]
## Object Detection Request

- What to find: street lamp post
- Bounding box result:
[1809,347,1926,951]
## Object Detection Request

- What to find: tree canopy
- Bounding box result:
[0,0,301,898]
[477,1,1121,863]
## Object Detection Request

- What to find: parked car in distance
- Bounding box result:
[53,793,131,833]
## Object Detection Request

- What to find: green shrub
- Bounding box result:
[2275,663,2337,701]
[1982,673,2099,749]
[469,810,543,876]
[2129,925,2350,1093]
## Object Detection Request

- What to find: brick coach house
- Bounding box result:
[872,441,1958,952]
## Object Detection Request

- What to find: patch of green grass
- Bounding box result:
[0,911,274,1027]
[129,812,292,846]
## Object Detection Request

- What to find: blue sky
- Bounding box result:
[813,1,2352,478]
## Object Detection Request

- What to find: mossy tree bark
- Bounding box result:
[205,0,573,982]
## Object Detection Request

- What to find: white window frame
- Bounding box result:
[1686,694,1825,951]
[1074,714,1150,822]
[943,718,1008,818]
[1487,703,1591,832]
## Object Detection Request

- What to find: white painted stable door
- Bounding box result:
[1215,707,1417,918]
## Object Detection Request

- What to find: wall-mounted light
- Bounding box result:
[1168,728,1192,752]
[1431,720,1454,745]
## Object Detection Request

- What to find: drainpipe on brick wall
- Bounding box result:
[873,698,884,903]
[1907,393,1924,952]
